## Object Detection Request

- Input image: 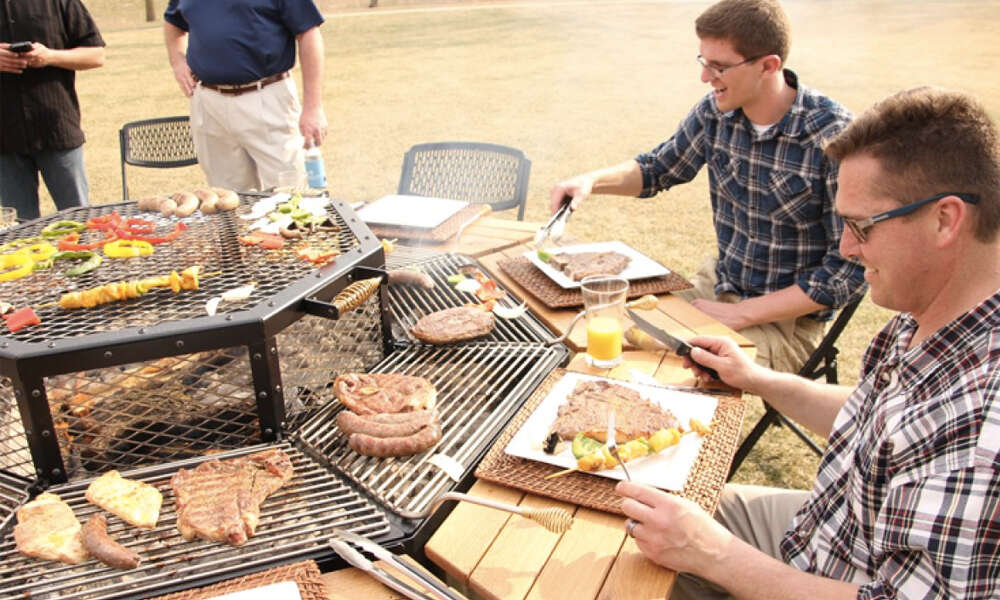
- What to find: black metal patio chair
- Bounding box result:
[727,292,866,479]
[397,141,531,220]
[119,116,198,201]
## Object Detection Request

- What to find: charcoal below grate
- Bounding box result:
[0,442,390,600]
[295,343,566,515]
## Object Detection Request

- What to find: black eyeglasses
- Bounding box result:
[696,54,764,78]
[842,192,980,243]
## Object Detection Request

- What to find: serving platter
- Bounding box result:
[525,240,671,289]
[503,371,717,491]
[357,194,468,229]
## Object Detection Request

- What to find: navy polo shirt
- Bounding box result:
[164,0,324,85]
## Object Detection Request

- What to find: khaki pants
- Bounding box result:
[189,77,306,192]
[673,258,826,373]
[671,484,809,600]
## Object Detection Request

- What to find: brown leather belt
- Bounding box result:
[199,71,290,96]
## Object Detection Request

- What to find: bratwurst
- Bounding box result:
[81,514,140,569]
[336,408,438,438]
[347,423,443,457]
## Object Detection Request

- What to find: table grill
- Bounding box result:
[0,200,568,598]
[0,442,391,600]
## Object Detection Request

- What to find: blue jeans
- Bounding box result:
[0,146,90,222]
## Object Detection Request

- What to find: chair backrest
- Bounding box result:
[797,292,865,384]
[119,116,198,201]
[397,141,531,220]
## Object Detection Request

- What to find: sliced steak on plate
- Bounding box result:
[170,448,294,546]
[411,306,495,344]
[334,373,436,415]
[552,379,679,442]
[550,251,631,281]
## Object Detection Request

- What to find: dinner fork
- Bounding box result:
[606,410,632,481]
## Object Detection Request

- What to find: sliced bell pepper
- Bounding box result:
[15,242,58,263]
[126,222,187,244]
[240,231,285,249]
[0,253,35,282]
[296,246,339,264]
[85,212,123,231]
[2,306,41,332]
[104,239,154,258]
[57,229,118,251]
[120,217,155,235]
[41,220,86,238]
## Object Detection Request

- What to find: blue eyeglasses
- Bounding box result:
[843,192,980,243]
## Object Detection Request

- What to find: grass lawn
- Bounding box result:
[36,0,1000,489]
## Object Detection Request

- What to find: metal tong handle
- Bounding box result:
[535,194,574,245]
[397,490,530,521]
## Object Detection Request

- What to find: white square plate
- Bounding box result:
[205,581,302,600]
[357,194,468,229]
[525,241,671,289]
[504,372,717,491]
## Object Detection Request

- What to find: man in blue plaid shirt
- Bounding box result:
[618,87,1000,599]
[550,0,866,372]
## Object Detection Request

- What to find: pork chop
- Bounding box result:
[411,306,495,344]
[170,448,294,546]
[552,379,679,442]
[549,251,631,281]
[14,493,89,564]
[334,373,436,415]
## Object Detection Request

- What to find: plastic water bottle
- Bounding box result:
[304,145,327,189]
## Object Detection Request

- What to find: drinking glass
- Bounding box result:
[581,275,629,368]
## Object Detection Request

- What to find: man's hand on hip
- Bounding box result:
[171,61,195,97]
[300,105,328,148]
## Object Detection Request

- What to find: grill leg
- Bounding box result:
[11,370,68,484]
[248,338,285,442]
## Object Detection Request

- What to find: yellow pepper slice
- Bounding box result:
[15,242,58,263]
[0,253,36,282]
[104,239,154,258]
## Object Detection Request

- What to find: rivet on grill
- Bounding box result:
[31,389,40,398]
[268,301,275,307]
[48,342,56,348]
[138,328,146,334]
[275,385,282,392]
[176,340,185,348]
[1,342,7,348]
[104,351,113,359]
[226,315,234,321]
[253,353,262,360]
[41,429,50,438]
[264,428,273,435]
[270,347,277,354]
[258,391,268,399]
[51,468,61,476]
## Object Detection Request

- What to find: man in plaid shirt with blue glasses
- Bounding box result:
[550,0,866,373]
[617,86,1000,599]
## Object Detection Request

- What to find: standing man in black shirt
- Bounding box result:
[0,0,105,222]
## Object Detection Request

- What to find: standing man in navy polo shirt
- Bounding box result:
[163,0,327,192]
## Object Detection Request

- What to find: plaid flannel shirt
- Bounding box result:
[781,289,1000,599]
[635,70,866,320]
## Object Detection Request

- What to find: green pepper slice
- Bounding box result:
[33,250,102,276]
[41,220,87,238]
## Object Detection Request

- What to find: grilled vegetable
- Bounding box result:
[104,240,154,258]
[57,266,201,309]
[0,253,35,282]
[41,220,86,238]
[32,250,102,276]
[2,306,40,332]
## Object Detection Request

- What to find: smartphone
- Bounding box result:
[8,41,32,53]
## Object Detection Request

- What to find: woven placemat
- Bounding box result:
[368,204,490,242]
[149,560,327,600]
[497,256,693,308]
[475,369,746,516]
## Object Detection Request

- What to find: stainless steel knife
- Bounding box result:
[627,309,719,379]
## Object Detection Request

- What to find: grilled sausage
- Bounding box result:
[348,423,442,457]
[336,409,437,438]
[192,188,219,215]
[157,196,177,217]
[136,195,167,212]
[172,192,200,217]
[387,269,434,289]
[212,188,240,211]
[82,514,141,569]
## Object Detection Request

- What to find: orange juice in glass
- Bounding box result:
[581,275,628,368]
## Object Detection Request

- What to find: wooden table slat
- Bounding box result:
[597,538,675,600]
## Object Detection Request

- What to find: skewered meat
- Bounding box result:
[85,470,163,529]
[347,423,443,457]
[411,306,495,344]
[336,408,438,438]
[171,449,294,546]
[334,373,436,415]
[552,379,679,442]
[13,493,89,564]
[548,251,631,281]
[81,514,140,569]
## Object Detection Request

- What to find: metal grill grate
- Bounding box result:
[295,343,566,514]
[387,253,554,345]
[0,292,385,482]
[0,471,29,536]
[0,443,391,600]
[0,199,361,345]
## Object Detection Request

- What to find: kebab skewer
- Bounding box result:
[48,266,205,310]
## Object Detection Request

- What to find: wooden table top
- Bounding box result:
[319,230,755,600]
[396,215,540,258]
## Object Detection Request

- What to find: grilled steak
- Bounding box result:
[82,514,140,569]
[411,306,495,344]
[85,470,163,529]
[170,449,294,546]
[549,251,630,281]
[14,493,89,564]
[553,379,679,442]
[334,373,436,415]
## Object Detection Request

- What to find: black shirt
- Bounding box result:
[0,0,105,153]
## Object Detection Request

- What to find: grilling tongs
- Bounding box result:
[329,529,468,600]
[533,194,575,246]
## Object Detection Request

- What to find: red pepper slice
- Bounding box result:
[127,222,187,244]
[296,247,339,263]
[86,212,123,231]
[258,234,285,250]
[3,307,41,332]
[121,217,155,235]
[57,229,119,251]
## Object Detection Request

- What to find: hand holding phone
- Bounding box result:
[8,42,33,53]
